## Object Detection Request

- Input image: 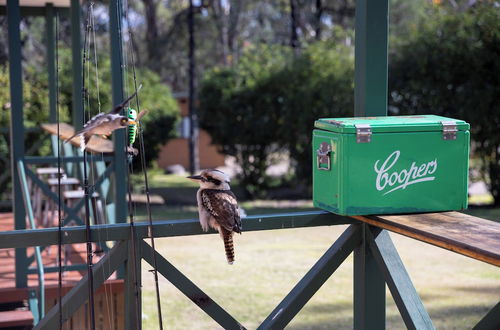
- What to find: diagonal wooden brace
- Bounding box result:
[367,227,435,330]
[258,224,362,329]
[140,240,246,330]
[34,240,128,330]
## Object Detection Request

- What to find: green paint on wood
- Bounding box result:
[17,161,45,320]
[354,0,388,117]
[141,241,245,329]
[46,3,57,123]
[354,224,386,329]
[0,211,351,249]
[258,225,362,329]
[7,0,27,288]
[70,0,82,130]
[368,227,434,330]
[34,240,127,330]
[109,0,127,224]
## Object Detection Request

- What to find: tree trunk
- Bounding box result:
[490,147,500,206]
[211,0,229,66]
[142,0,159,65]
[315,0,323,40]
[290,0,300,53]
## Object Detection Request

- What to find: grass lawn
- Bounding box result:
[136,200,499,329]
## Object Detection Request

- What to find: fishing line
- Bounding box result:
[114,0,142,328]
[82,3,96,328]
[87,4,115,327]
[55,8,63,330]
[125,8,164,328]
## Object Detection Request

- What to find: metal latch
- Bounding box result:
[316,142,332,171]
[355,124,372,143]
[441,121,457,140]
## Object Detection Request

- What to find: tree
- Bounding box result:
[199,44,290,197]
[389,3,500,204]
[199,40,354,196]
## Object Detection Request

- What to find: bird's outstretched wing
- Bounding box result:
[201,189,242,233]
[64,113,111,144]
[110,84,143,114]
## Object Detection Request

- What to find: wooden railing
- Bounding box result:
[0,210,498,329]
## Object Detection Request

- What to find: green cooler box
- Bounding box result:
[312,115,470,215]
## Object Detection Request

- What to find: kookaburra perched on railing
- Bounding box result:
[188,169,242,264]
[64,85,142,151]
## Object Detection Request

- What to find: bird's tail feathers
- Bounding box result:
[222,230,235,265]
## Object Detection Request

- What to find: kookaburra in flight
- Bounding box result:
[188,169,242,264]
[64,86,142,150]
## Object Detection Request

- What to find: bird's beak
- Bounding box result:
[187,175,203,181]
[128,120,137,125]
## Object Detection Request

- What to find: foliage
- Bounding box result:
[388,3,500,204]
[199,44,291,197]
[0,46,179,199]
[272,39,354,189]
[199,40,354,196]
[57,47,180,168]
[0,66,58,198]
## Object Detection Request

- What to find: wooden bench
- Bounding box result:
[353,211,500,267]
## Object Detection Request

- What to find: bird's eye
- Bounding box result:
[121,118,127,124]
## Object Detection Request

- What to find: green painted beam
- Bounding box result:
[0,211,354,248]
[46,3,56,123]
[258,224,362,329]
[109,0,127,224]
[70,0,82,130]
[34,240,128,330]
[354,0,389,117]
[141,241,245,329]
[367,228,434,330]
[354,224,386,329]
[7,0,27,289]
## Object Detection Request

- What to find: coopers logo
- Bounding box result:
[374,150,438,195]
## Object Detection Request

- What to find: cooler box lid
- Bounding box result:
[314,115,469,134]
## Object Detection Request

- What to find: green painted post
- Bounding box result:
[354,224,386,329]
[109,0,127,225]
[353,0,389,327]
[70,0,82,130]
[124,237,142,329]
[7,0,27,289]
[46,4,56,123]
[354,0,389,117]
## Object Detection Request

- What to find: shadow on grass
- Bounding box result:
[286,303,493,330]
[450,284,500,295]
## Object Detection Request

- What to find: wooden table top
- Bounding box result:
[354,211,500,267]
[41,123,114,154]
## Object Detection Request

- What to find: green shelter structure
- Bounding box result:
[0,0,498,329]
